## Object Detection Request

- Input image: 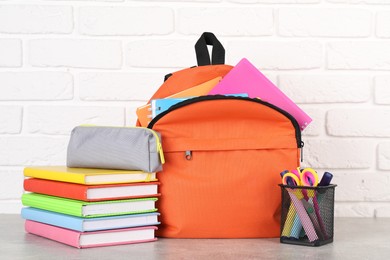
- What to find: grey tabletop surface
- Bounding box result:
[2,215,390,260]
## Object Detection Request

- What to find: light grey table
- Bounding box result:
[2,215,389,260]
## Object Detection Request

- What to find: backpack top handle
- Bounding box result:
[195,32,225,66]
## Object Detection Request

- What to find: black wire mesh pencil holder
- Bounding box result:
[279,184,337,247]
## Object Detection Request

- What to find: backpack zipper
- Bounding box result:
[79,125,165,164]
[185,150,192,160]
[148,95,303,150]
[300,141,304,162]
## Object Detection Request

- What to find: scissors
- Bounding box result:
[282,168,327,240]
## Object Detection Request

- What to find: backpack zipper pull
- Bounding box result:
[300,141,304,162]
[185,150,192,160]
[158,143,165,164]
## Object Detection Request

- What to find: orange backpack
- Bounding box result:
[141,33,302,238]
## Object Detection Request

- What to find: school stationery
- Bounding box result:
[279,181,337,246]
[151,98,188,118]
[22,193,158,218]
[318,172,333,187]
[136,77,222,127]
[280,170,297,238]
[22,208,160,232]
[281,168,327,241]
[208,58,312,131]
[25,220,157,248]
[24,178,160,201]
[283,170,333,241]
[67,126,165,173]
[151,93,248,118]
[285,188,319,242]
[299,169,326,239]
[283,170,314,240]
[24,166,157,185]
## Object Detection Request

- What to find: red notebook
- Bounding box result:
[25,220,157,249]
[24,178,160,201]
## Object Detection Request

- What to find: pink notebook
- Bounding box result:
[25,220,157,248]
[209,58,312,130]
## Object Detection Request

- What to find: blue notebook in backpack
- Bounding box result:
[151,93,249,118]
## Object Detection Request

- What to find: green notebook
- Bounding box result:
[22,193,158,218]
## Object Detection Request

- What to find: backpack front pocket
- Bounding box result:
[148,96,302,238]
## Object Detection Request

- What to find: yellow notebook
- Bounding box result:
[136,77,222,127]
[24,166,157,185]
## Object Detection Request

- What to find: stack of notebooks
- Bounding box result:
[21,166,160,248]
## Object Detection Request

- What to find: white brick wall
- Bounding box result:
[29,39,122,69]
[228,41,323,69]
[230,0,320,3]
[126,40,194,68]
[304,139,374,169]
[375,76,390,104]
[0,5,73,34]
[0,137,68,166]
[0,0,389,217]
[328,0,390,4]
[0,106,22,134]
[177,8,273,36]
[332,171,390,202]
[327,109,390,137]
[79,7,173,36]
[0,39,22,67]
[26,106,125,135]
[0,72,73,100]
[376,11,390,37]
[278,74,371,103]
[378,143,390,170]
[0,167,24,200]
[327,41,390,70]
[279,8,372,37]
[77,72,163,101]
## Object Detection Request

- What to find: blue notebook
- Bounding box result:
[151,93,249,118]
[21,207,160,232]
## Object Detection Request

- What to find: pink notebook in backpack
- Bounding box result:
[209,58,312,130]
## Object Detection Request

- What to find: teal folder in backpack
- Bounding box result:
[151,93,249,118]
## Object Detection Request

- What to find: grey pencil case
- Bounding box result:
[67,126,165,173]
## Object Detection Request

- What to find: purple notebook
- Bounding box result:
[209,58,312,130]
